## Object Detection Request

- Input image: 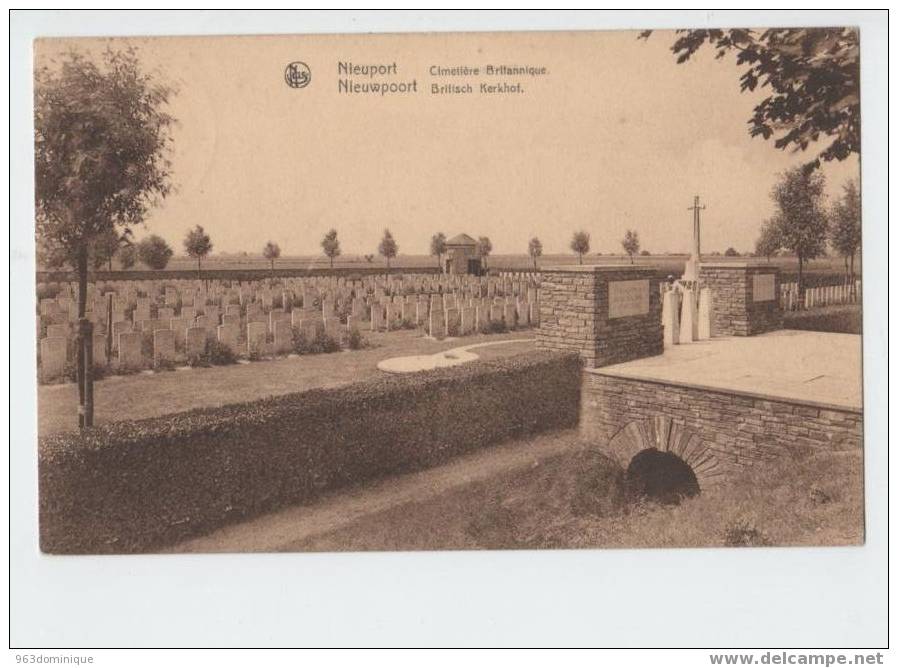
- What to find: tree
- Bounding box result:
[528,237,543,269]
[724,247,740,257]
[138,235,174,270]
[321,229,341,268]
[755,218,782,262]
[263,240,281,272]
[430,232,447,269]
[640,28,859,172]
[477,236,493,269]
[771,167,829,293]
[570,230,590,264]
[829,180,861,281]
[118,243,137,270]
[378,228,398,268]
[622,229,640,263]
[35,46,175,428]
[183,224,212,274]
[91,228,124,271]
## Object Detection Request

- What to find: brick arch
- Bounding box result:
[607,416,723,489]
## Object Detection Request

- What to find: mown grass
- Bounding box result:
[38,330,535,437]
[293,442,864,551]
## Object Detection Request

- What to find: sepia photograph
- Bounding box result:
[33,26,865,555]
[10,9,888,653]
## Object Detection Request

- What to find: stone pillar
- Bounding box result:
[537,265,663,368]
[698,263,782,336]
[661,290,680,347]
[679,288,696,344]
[697,288,712,340]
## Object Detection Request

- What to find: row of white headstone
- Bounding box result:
[780,280,861,311]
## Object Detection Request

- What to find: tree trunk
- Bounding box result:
[330,256,334,268]
[76,244,94,428]
[106,292,113,365]
[797,255,804,297]
[77,245,88,319]
[578,252,583,265]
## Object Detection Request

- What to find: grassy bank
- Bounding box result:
[290,440,864,551]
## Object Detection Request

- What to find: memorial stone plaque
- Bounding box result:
[753,274,776,302]
[608,279,650,318]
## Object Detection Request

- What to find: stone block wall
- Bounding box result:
[699,263,783,336]
[581,371,862,477]
[537,265,663,368]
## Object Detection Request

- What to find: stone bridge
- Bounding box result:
[537,264,863,495]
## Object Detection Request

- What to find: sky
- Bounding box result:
[35,30,860,257]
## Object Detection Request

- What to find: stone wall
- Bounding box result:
[581,371,862,478]
[537,265,663,368]
[699,263,783,336]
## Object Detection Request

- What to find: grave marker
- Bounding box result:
[186,327,206,357]
[40,337,67,380]
[246,321,267,355]
[118,332,143,369]
[154,329,176,364]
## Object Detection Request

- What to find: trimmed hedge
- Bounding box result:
[39,350,582,553]
[784,305,862,334]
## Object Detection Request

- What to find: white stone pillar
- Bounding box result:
[679,288,695,344]
[698,288,712,340]
[662,290,680,347]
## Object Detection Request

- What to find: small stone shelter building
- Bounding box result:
[444,233,482,275]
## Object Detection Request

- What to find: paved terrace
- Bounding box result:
[588,329,862,412]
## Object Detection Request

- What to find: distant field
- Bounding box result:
[46,252,859,276]
[36,253,859,292]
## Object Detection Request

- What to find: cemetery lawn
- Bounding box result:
[38,330,536,437]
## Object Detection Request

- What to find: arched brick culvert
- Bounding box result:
[606,416,723,493]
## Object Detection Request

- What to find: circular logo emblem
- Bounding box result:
[284,61,311,89]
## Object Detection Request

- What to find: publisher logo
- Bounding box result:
[285,62,311,89]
